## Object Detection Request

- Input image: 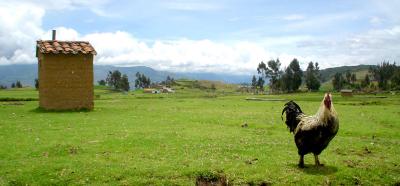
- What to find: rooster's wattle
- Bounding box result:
[281,93,339,168]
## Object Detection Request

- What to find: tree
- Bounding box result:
[257,59,282,92]
[16,81,22,88]
[106,70,122,89]
[161,75,175,87]
[361,74,370,88]
[282,58,303,92]
[351,73,357,84]
[305,62,321,91]
[11,83,15,88]
[391,68,400,90]
[290,59,303,91]
[134,72,142,88]
[164,76,175,87]
[281,67,294,92]
[0,85,7,89]
[135,72,151,89]
[251,75,257,90]
[257,77,265,91]
[34,78,39,90]
[332,72,345,91]
[370,61,397,90]
[105,70,130,91]
[345,71,352,84]
[98,79,106,86]
[119,74,130,91]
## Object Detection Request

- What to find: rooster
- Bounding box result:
[281,93,339,168]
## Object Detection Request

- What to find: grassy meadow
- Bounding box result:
[0,84,399,185]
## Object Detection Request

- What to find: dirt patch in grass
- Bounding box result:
[343,160,361,168]
[69,146,79,155]
[195,170,229,186]
[355,147,372,157]
[336,147,373,157]
[244,158,259,165]
[333,147,348,156]
[363,147,372,154]
[46,144,81,156]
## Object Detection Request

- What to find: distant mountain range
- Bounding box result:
[0,64,252,87]
[0,64,376,88]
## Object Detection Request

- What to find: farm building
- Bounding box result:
[340,89,353,97]
[143,88,160,94]
[161,87,175,93]
[36,30,97,110]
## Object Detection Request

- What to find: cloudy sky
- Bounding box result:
[1,0,399,74]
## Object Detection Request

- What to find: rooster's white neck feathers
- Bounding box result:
[315,93,337,124]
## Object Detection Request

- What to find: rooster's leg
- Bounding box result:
[314,154,324,166]
[298,155,304,168]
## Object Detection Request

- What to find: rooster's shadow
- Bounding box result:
[289,164,338,175]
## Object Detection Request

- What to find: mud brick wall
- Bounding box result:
[38,53,94,110]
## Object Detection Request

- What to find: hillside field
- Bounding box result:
[0,87,399,185]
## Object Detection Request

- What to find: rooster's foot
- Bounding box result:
[298,155,305,168]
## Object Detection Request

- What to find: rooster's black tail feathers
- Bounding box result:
[281,100,303,133]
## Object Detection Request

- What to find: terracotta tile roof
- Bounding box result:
[36,40,97,55]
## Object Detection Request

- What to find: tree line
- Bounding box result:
[97,70,175,91]
[98,70,133,91]
[0,81,24,89]
[1,70,161,91]
[0,79,40,90]
[98,70,155,91]
[369,61,400,90]
[253,59,400,93]
[254,58,321,93]
[97,70,130,91]
[332,61,400,91]
[332,71,359,91]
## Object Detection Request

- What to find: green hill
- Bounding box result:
[319,65,375,91]
[320,65,374,82]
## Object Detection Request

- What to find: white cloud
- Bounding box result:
[83,32,275,74]
[0,0,113,65]
[42,27,80,41]
[293,26,400,68]
[2,22,399,74]
[0,3,45,64]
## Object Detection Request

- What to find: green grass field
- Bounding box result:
[0,87,399,185]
